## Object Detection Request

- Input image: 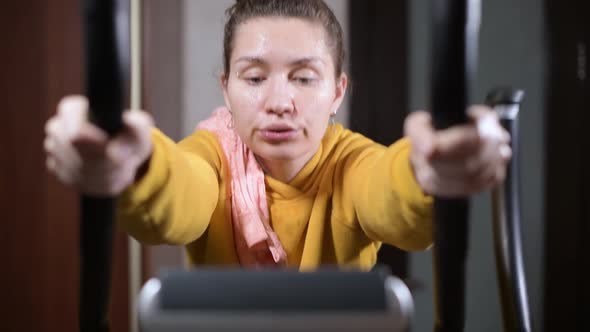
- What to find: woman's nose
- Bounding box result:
[263,77,294,115]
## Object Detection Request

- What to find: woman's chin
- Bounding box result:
[255,150,298,162]
[252,144,304,162]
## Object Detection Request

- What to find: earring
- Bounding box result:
[329,112,337,126]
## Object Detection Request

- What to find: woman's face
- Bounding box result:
[222,17,347,167]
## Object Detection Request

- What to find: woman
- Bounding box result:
[44,0,510,270]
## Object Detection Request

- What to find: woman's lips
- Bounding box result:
[258,127,299,142]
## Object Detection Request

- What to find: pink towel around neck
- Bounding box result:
[197,107,287,267]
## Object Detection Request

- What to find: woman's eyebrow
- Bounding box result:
[233,56,325,67]
[289,57,324,67]
[234,56,266,66]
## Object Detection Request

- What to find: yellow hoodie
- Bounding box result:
[117,124,433,271]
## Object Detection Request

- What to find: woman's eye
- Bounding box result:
[244,76,265,85]
[293,77,315,85]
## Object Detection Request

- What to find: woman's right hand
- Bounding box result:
[44,95,154,196]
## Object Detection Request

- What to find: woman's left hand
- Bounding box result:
[405,105,512,197]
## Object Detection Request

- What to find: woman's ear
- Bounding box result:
[220,74,228,91]
[221,74,232,109]
[330,72,348,114]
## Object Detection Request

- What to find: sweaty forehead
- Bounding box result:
[231,17,331,63]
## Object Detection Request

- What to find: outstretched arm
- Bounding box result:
[348,106,510,250]
[117,129,222,245]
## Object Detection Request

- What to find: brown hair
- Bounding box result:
[223,0,345,79]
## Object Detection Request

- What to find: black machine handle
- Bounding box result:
[79,0,127,331]
[487,87,532,332]
[430,0,480,331]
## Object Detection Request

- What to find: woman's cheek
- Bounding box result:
[244,87,263,108]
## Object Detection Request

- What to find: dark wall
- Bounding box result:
[0,1,129,331]
[543,0,590,330]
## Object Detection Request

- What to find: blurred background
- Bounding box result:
[1,0,587,331]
